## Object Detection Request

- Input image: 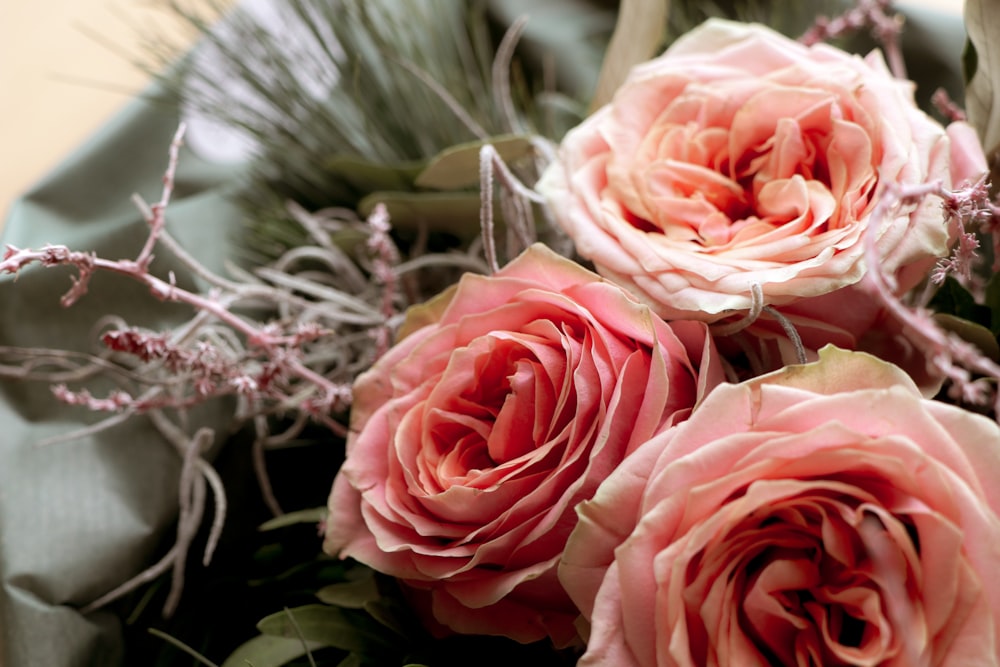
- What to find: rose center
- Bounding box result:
[422,332,566,488]
[683,490,919,666]
[627,85,869,248]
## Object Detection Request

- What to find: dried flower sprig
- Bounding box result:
[0,124,464,431]
[800,0,906,79]
[863,179,1000,410]
[925,175,998,296]
[1,128,354,432]
[0,124,491,618]
[80,420,223,618]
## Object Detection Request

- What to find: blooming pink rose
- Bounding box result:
[560,347,1000,666]
[323,244,723,645]
[537,19,987,322]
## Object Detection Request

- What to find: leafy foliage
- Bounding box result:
[146,0,586,260]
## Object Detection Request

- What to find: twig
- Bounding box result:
[134,124,186,271]
[480,148,501,273]
[82,545,181,615]
[253,414,285,518]
[395,59,490,140]
[147,628,220,667]
[711,284,765,336]
[931,88,967,123]
[762,306,807,365]
[365,203,401,360]
[478,143,546,271]
[196,458,227,567]
[284,607,319,667]
[800,0,906,79]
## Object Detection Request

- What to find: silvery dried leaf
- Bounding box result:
[590,0,670,110]
[965,0,1000,168]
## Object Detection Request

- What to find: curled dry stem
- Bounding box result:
[3,113,523,617]
[478,143,547,271]
[710,284,765,336]
[80,420,222,618]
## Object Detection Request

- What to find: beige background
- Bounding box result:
[1,0,229,223]
[0,0,965,227]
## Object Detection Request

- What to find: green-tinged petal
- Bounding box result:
[396,283,459,341]
[748,345,920,397]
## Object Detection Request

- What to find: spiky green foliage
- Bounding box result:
[149,0,594,259]
[144,0,881,260]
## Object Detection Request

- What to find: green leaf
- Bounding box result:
[316,569,380,608]
[148,628,219,667]
[337,655,364,667]
[326,155,424,193]
[965,0,1000,171]
[362,598,417,638]
[258,507,327,532]
[221,635,327,667]
[414,135,534,190]
[357,191,486,238]
[257,604,396,656]
[590,0,670,110]
[929,277,992,329]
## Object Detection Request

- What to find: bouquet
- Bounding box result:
[4,0,1000,665]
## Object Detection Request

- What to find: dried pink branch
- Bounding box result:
[800,0,906,79]
[931,88,968,123]
[1,125,492,617]
[1,223,360,437]
[134,124,186,271]
[365,203,400,359]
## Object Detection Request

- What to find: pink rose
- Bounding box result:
[323,244,723,645]
[560,347,1000,666]
[537,19,987,322]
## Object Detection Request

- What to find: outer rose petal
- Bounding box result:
[324,244,723,645]
[537,19,988,363]
[561,348,1000,666]
[948,121,991,186]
